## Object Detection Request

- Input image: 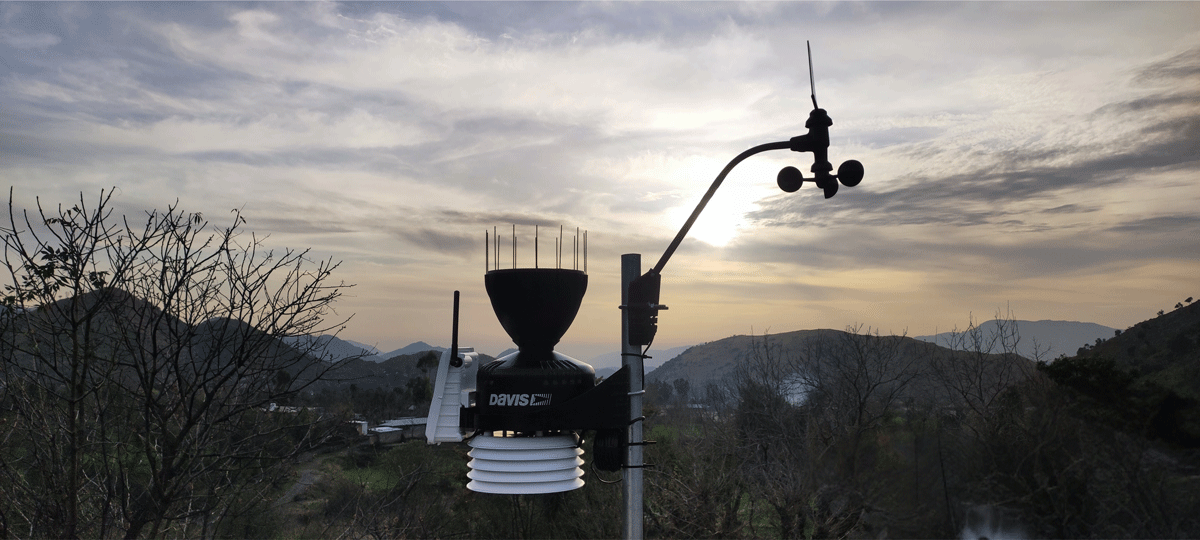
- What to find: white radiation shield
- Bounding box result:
[467,432,585,494]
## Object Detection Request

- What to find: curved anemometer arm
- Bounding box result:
[651,114,861,276]
[651,140,790,275]
[627,108,864,347]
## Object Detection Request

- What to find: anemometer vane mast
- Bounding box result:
[626,41,864,348]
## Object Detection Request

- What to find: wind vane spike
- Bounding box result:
[808,40,818,109]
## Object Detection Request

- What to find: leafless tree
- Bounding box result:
[0,190,350,539]
[927,310,1036,439]
[792,325,922,479]
[726,327,922,538]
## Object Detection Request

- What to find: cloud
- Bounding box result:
[3,2,1199,348]
[1,30,59,49]
[1105,214,1200,235]
[749,46,1200,236]
[1138,46,1200,83]
[393,227,478,256]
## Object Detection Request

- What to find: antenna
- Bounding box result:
[807,40,818,109]
[450,290,461,367]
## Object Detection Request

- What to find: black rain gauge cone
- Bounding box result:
[485,268,587,360]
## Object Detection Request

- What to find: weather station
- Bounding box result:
[426,43,863,539]
[426,227,632,494]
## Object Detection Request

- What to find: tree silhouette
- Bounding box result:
[0,189,351,538]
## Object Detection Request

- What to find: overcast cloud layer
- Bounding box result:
[3,2,1198,362]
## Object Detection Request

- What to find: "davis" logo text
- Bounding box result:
[489,393,553,407]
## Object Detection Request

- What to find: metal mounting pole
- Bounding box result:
[621,253,644,540]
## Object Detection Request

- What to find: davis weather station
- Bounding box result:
[425,43,863,539]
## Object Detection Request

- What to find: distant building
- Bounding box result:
[367,416,427,444]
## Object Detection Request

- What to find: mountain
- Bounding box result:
[281,337,447,363]
[378,341,445,359]
[6,288,326,392]
[646,329,1034,408]
[280,334,376,362]
[300,350,480,394]
[342,339,383,355]
[648,331,832,387]
[589,345,692,372]
[915,319,1116,361]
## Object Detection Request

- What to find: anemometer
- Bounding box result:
[628,41,864,347]
[777,42,864,198]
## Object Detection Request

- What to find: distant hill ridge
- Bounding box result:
[299,350,492,394]
[915,319,1117,361]
[281,336,445,363]
[648,330,842,387]
[647,325,1046,391]
[590,345,692,372]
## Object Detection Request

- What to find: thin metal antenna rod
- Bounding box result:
[535,225,539,269]
[450,290,461,367]
[485,230,489,273]
[808,40,818,109]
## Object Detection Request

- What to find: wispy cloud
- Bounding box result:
[2,2,1198,356]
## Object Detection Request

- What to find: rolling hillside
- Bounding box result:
[915,319,1116,360]
[1069,299,1200,401]
[647,329,1021,393]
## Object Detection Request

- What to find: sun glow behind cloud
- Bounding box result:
[2,2,1198,359]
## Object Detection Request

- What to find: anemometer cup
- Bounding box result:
[777,166,804,193]
[821,179,839,199]
[837,160,864,187]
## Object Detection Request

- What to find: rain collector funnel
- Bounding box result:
[485,268,587,360]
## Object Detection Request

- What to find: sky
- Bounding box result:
[2,2,1198,366]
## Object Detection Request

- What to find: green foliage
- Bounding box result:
[1038,353,1200,446]
[288,441,620,539]
[1038,355,1134,400]
[416,350,440,370]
